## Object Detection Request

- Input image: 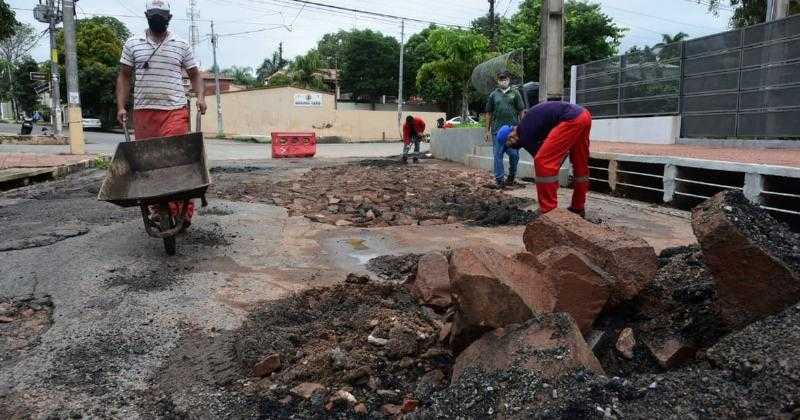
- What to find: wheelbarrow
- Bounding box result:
[97,111,211,255]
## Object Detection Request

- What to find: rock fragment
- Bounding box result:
[290,383,325,400]
[253,353,281,377]
[616,328,636,360]
[410,252,452,309]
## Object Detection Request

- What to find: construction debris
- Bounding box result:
[409,252,452,309]
[212,160,537,227]
[524,209,658,306]
[692,191,800,329]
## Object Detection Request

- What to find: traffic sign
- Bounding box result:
[34,82,50,95]
[30,72,47,81]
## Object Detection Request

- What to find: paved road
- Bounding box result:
[0,122,428,160]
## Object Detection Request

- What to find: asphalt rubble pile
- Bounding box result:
[231,190,800,419]
[214,160,537,228]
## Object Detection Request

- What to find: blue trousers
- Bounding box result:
[493,133,519,183]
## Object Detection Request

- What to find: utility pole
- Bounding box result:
[279,42,284,67]
[397,19,405,138]
[539,0,565,101]
[488,0,497,52]
[62,0,84,154]
[47,0,62,134]
[767,0,790,21]
[188,0,201,65]
[211,21,223,138]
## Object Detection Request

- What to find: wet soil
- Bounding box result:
[105,265,188,292]
[721,191,800,273]
[366,254,424,283]
[212,160,536,227]
[0,294,53,368]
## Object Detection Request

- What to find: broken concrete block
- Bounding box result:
[644,335,696,369]
[692,191,800,330]
[452,313,604,382]
[410,252,452,309]
[290,383,326,400]
[253,353,281,377]
[449,247,554,339]
[536,247,612,333]
[524,209,658,306]
[616,328,636,360]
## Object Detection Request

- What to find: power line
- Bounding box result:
[271,0,468,28]
[601,4,723,31]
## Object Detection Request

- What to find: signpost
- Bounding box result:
[34,82,50,95]
[30,72,47,81]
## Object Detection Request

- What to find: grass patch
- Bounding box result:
[94,156,112,170]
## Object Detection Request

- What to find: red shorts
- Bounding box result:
[133,108,190,140]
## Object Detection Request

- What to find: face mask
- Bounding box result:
[498,80,510,90]
[147,16,169,34]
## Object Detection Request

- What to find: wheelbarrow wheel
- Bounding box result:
[159,205,177,256]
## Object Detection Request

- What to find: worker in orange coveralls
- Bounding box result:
[115,0,207,227]
[402,115,426,164]
[497,101,592,217]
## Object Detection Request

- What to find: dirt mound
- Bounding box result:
[366,254,423,282]
[213,161,535,227]
[720,191,800,273]
[231,281,452,418]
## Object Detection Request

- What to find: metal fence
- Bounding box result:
[574,14,800,139]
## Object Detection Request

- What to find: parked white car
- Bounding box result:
[82,117,102,130]
[445,116,479,126]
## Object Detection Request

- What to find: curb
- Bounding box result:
[0,157,97,190]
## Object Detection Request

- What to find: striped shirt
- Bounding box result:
[120,32,197,110]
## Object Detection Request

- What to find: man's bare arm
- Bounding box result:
[116,64,132,126]
[187,67,207,114]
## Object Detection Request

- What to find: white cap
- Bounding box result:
[146,0,170,13]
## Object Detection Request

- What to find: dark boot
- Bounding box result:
[504,175,516,186]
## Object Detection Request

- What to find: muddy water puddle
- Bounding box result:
[319,231,400,272]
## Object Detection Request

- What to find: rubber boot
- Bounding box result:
[536,182,560,213]
[504,175,516,186]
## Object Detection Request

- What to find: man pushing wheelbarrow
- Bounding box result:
[100,0,211,255]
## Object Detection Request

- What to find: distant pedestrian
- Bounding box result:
[485,70,525,188]
[498,101,592,217]
[32,111,42,123]
[437,117,445,129]
[403,115,426,164]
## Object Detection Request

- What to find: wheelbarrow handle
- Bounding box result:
[123,118,132,142]
[196,110,202,133]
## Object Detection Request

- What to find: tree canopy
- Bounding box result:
[417,28,490,119]
[0,0,18,41]
[221,66,260,88]
[256,50,287,83]
[338,29,400,102]
[13,57,40,116]
[57,17,127,127]
[705,0,800,27]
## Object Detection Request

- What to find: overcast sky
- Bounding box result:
[10,0,734,71]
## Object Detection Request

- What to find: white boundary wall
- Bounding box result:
[590,116,681,145]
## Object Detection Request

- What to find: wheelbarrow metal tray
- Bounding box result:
[97,133,211,207]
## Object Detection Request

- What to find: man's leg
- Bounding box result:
[161,109,195,222]
[505,146,519,184]
[133,109,166,141]
[569,112,592,213]
[402,142,410,163]
[413,137,420,163]
[492,134,505,184]
[534,119,585,213]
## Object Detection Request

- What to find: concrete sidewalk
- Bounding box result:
[0,153,96,187]
[592,141,800,168]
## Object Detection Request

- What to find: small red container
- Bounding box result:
[271,132,317,158]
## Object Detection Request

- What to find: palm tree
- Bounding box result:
[654,32,689,61]
[288,50,326,91]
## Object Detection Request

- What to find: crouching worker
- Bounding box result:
[402,115,426,164]
[497,101,592,217]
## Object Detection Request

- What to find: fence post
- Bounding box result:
[569,65,577,104]
[735,27,745,138]
[617,55,624,117]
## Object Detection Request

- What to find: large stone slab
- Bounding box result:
[692,191,800,329]
[523,209,658,306]
[410,252,452,309]
[452,313,604,382]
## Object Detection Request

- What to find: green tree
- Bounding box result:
[79,16,130,42]
[57,17,126,127]
[13,57,39,116]
[403,25,443,99]
[256,50,286,83]
[316,31,347,68]
[0,23,40,117]
[339,29,400,102]
[417,28,490,120]
[499,0,625,83]
[288,50,326,91]
[705,0,800,27]
[221,66,259,87]
[0,0,18,41]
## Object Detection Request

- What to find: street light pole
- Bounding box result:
[62,0,84,154]
[397,19,405,139]
[539,0,565,101]
[488,0,497,52]
[767,0,790,21]
[47,0,62,135]
[211,21,223,138]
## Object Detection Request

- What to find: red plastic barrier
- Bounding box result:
[271,132,317,158]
